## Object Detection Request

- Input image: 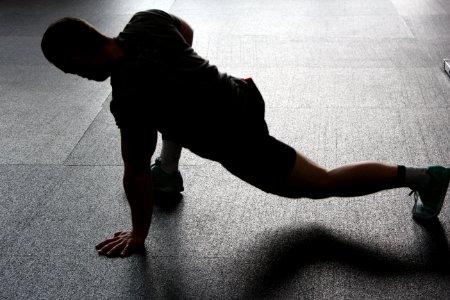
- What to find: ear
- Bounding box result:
[70,51,102,65]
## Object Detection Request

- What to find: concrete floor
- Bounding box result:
[1,0,450,299]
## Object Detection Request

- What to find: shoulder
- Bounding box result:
[118,9,186,49]
[129,9,181,29]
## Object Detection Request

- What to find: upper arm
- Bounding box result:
[121,129,157,174]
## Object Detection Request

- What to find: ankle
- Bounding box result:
[160,160,179,175]
[402,166,430,190]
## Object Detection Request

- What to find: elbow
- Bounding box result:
[179,19,194,46]
[184,29,193,46]
[188,27,194,42]
[188,32,194,46]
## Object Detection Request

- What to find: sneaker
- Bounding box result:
[151,157,184,193]
[411,166,450,220]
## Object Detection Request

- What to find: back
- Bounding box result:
[110,9,246,158]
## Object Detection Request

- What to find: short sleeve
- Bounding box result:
[143,9,182,29]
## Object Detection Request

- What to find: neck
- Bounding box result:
[104,37,125,61]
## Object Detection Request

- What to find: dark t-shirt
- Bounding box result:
[110,9,249,160]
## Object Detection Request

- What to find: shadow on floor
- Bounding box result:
[238,220,450,298]
[114,207,449,298]
[153,190,183,211]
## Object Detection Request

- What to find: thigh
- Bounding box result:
[221,135,297,195]
[278,151,330,198]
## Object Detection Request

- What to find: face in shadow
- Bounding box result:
[57,54,113,82]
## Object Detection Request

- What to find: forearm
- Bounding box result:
[123,169,153,238]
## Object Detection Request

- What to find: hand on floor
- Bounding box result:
[96,231,145,258]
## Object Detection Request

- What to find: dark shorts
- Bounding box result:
[161,78,297,194]
[204,78,297,195]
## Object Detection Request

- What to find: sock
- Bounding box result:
[160,140,182,174]
[398,165,430,190]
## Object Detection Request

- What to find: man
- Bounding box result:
[41,9,450,258]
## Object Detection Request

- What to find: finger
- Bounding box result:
[96,237,120,250]
[107,241,126,257]
[98,239,122,255]
[114,231,123,237]
[96,239,114,250]
[120,243,130,257]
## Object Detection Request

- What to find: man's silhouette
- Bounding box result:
[41,9,450,257]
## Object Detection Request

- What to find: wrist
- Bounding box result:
[131,229,148,240]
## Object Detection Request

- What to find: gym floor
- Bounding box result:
[1,0,450,299]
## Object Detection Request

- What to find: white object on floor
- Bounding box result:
[444,59,450,77]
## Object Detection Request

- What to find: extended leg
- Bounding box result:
[282,151,407,199]
[280,151,450,220]
[281,151,450,219]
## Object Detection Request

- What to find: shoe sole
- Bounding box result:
[412,168,450,220]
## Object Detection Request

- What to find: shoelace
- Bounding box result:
[409,190,419,204]
[409,189,436,215]
[150,158,161,169]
